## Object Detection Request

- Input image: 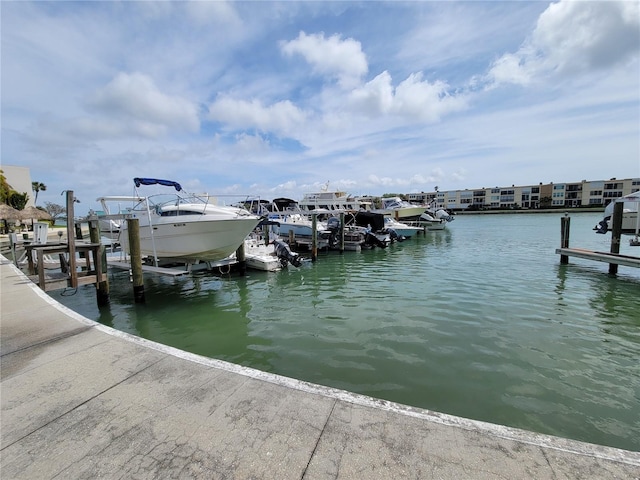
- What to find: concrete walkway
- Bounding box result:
[1,257,638,479]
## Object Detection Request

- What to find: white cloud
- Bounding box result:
[488,0,640,85]
[281,31,368,88]
[348,71,395,116]
[208,97,307,136]
[86,72,200,134]
[185,0,241,26]
[348,71,468,122]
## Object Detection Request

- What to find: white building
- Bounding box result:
[407,178,640,211]
[2,165,35,207]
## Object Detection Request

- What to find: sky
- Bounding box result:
[2,0,639,215]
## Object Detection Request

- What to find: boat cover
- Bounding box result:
[133,178,182,191]
[354,211,386,231]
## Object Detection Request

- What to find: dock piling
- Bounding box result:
[66,191,78,288]
[339,212,345,253]
[236,242,247,276]
[609,202,624,275]
[89,218,110,306]
[560,213,570,265]
[126,218,145,303]
[311,214,318,262]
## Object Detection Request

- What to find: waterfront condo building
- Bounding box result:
[407,178,640,211]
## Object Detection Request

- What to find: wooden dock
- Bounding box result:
[557,203,639,274]
[555,248,640,269]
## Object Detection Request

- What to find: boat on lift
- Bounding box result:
[97,178,262,266]
[595,192,640,245]
[372,196,428,221]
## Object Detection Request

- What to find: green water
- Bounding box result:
[50,212,640,451]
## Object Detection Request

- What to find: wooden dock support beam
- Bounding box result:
[236,242,247,276]
[127,218,145,303]
[89,218,110,306]
[339,212,345,254]
[560,213,570,265]
[609,202,624,275]
[311,214,318,262]
[66,191,78,288]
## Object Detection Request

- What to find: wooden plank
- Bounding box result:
[555,248,640,268]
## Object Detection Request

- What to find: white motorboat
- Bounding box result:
[298,186,368,213]
[242,236,282,272]
[265,198,332,246]
[97,178,262,265]
[383,217,424,237]
[419,210,451,231]
[373,197,427,220]
[595,192,640,241]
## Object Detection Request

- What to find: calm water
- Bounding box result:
[50,212,640,451]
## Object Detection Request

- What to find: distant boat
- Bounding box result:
[595,192,640,239]
[372,196,428,221]
[97,178,262,265]
[420,206,455,231]
[298,187,367,213]
[265,197,332,243]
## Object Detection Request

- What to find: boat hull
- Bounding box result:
[120,217,261,262]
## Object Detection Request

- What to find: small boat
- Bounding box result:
[97,178,262,265]
[383,216,424,238]
[595,192,640,243]
[242,236,282,272]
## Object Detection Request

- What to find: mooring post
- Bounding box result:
[8,233,18,267]
[89,218,109,306]
[560,213,570,264]
[66,191,78,288]
[262,223,270,245]
[339,212,345,254]
[609,202,624,275]
[236,242,246,276]
[127,218,145,303]
[311,214,318,262]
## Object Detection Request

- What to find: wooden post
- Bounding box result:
[339,212,345,254]
[311,214,318,262]
[289,230,295,246]
[127,218,145,303]
[609,202,623,275]
[262,223,270,245]
[8,233,18,267]
[236,242,246,276]
[560,214,570,265]
[89,219,110,306]
[66,191,78,288]
[75,222,85,259]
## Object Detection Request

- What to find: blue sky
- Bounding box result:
[2,1,639,215]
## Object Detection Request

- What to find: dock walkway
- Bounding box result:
[1,256,638,479]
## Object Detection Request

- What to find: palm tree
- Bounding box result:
[32,181,47,204]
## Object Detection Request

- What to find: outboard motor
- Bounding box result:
[435,209,454,222]
[386,228,405,243]
[364,230,388,248]
[325,216,342,249]
[595,216,610,234]
[273,239,303,267]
